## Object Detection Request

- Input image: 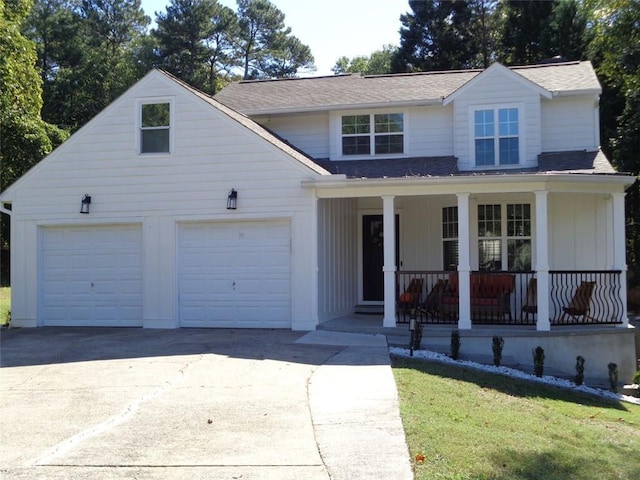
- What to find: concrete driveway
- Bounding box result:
[0,328,413,479]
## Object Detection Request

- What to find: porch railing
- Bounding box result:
[396,270,624,327]
[550,270,624,325]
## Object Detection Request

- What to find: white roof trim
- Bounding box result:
[443,63,552,106]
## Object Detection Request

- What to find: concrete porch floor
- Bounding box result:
[317,313,639,386]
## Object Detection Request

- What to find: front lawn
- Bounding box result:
[0,287,10,325]
[392,356,640,480]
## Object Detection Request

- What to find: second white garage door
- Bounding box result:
[178,220,291,328]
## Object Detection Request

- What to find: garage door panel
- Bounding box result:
[179,221,291,328]
[41,225,143,327]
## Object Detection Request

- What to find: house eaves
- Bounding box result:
[302,171,635,196]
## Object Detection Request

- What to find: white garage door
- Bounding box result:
[178,220,291,328]
[41,225,143,327]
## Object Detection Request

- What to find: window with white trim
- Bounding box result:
[478,203,531,272]
[140,102,170,153]
[474,107,519,166]
[341,113,404,156]
[442,206,459,270]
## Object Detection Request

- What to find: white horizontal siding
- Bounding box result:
[408,106,453,157]
[255,113,329,159]
[12,77,319,221]
[8,71,319,330]
[541,96,598,152]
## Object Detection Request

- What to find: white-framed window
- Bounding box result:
[442,206,459,270]
[341,112,404,156]
[140,101,171,154]
[478,203,531,271]
[473,106,520,166]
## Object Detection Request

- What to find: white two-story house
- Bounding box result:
[1,61,636,381]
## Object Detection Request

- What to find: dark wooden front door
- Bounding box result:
[362,214,399,301]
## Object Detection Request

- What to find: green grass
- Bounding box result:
[0,287,10,325]
[392,356,640,480]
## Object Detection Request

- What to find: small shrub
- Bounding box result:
[633,370,640,385]
[608,363,619,392]
[450,329,461,360]
[575,355,585,386]
[532,346,545,377]
[410,321,423,352]
[492,336,504,367]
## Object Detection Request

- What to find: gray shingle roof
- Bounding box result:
[214,62,600,114]
[312,150,616,179]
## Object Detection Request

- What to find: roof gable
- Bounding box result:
[442,62,551,106]
[0,70,329,201]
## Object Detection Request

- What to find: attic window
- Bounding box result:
[341,113,404,156]
[141,103,170,154]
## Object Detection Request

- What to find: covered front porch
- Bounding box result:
[311,174,630,332]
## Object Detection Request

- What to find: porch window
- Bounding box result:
[478,203,531,271]
[141,102,170,153]
[342,113,403,156]
[474,107,519,166]
[442,206,459,270]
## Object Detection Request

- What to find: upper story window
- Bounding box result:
[140,102,170,154]
[474,107,519,167]
[341,113,404,156]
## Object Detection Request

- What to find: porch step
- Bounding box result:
[354,304,384,315]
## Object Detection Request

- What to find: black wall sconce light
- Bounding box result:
[227,189,238,210]
[80,194,91,214]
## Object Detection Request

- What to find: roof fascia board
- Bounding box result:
[552,88,602,97]
[302,172,634,194]
[443,63,552,106]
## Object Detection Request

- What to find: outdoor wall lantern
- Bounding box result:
[227,189,238,210]
[80,194,91,214]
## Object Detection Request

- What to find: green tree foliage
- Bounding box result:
[392,0,483,72]
[235,0,314,79]
[153,0,239,94]
[333,45,397,75]
[496,0,555,64]
[25,0,150,130]
[0,0,67,192]
[587,0,640,275]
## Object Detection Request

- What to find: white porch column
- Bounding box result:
[382,195,397,327]
[457,193,472,329]
[534,191,551,331]
[612,192,629,328]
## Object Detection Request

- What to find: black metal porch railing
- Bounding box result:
[550,270,624,325]
[396,270,624,327]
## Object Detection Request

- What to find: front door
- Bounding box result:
[362,214,399,301]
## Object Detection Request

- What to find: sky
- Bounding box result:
[139,0,409,76]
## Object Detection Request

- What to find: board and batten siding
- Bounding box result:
[541,96,600,152]
[451,69,542,171]
[6,71,321,330]
[548,192,613,270]
[317,198,358,321]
